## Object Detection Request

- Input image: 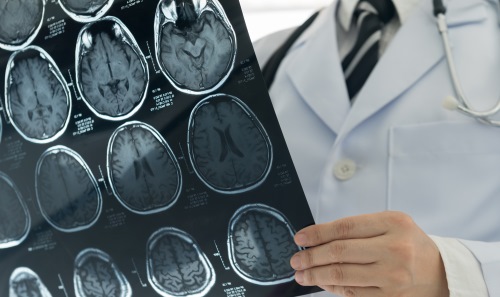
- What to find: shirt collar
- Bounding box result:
[338,0,422,31]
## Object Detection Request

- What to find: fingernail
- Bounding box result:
[295,271,304,284]
[295,233,308,246]
[290,254,302,269]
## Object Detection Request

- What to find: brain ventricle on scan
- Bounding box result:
[107,121,182,215]
[188,94,273,194]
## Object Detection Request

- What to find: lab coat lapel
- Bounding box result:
[340,0,487,137]
[285,2,351,135]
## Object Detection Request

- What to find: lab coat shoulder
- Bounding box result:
[253,27,295,69]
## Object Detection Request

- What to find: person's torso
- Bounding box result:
[254,0,500,248]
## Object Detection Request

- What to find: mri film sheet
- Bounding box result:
[76,16,149,121]
[188,94,273,194]
[0,1,317,297]
[0,172,31,250]
[5,46,72,144]
[228,204,301,285]
[147,227,216,297]
[9,267,52,297]
[155,0,236,95]
[107,121,182,214]
[59,0,114,23]
[35,146,102,232]
[0,0,45,51]
[74,248,132,297]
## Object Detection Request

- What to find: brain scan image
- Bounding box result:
[188,94,273,194]
[227,204,300,285]
[154,0,236,94]
[107,121,182,215]
[9,267,52,297]
[35,146,102,233]
[0,172,30,249]
[147,227,216,297]
[59,0,114,23]
[76,17,149,121]
[0,0,45,51]
[5,46,72,144]
[74,248,132,297]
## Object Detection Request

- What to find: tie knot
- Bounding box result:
[355,0,396,24]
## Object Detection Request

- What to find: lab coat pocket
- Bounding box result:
[446,0,487,27]
[388,121,500,240]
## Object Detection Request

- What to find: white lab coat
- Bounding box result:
[254,0,500,295]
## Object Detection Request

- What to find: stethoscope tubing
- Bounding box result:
[436,0,500,126]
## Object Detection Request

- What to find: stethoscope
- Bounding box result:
[435,0,500,126]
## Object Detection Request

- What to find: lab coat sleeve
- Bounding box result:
[459,239,500,296]
[431,236,488,296]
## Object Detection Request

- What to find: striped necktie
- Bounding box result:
[341,0,396,99]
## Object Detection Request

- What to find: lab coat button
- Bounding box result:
[334,159,357,181]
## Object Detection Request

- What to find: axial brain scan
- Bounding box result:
[0,173,30,249]
[76,17,149,121]
[9,267,52,297]
[59,0,114,22]
[36,146,102,233]
[74,248,132,297]
[228,204,300,285]
[0,0,45,51]
[108,122,182,214]
[5,46,71,144]
[155,0,236,94]
[147,227,215,297]
[188,94,272,193]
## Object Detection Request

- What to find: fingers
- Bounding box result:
[292,212,435,296]
[295,211,408,247]
[290,237,380,270]
[295,263,383,288]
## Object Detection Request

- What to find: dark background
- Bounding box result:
[0,1,319,296]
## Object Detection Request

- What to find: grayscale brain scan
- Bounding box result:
[59,0,114,23]
[154,0,236,94]
[76,16,149,121]
[0,0,45,51]
[147,227,216,297]
[228,204,300,285]
[74,248,132,297]
[5,46,72,144]
[0,172,30,250]
[188,94,273,194]
[35,146,102,233]
[107,121,182,215]
[9,267,52,297]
